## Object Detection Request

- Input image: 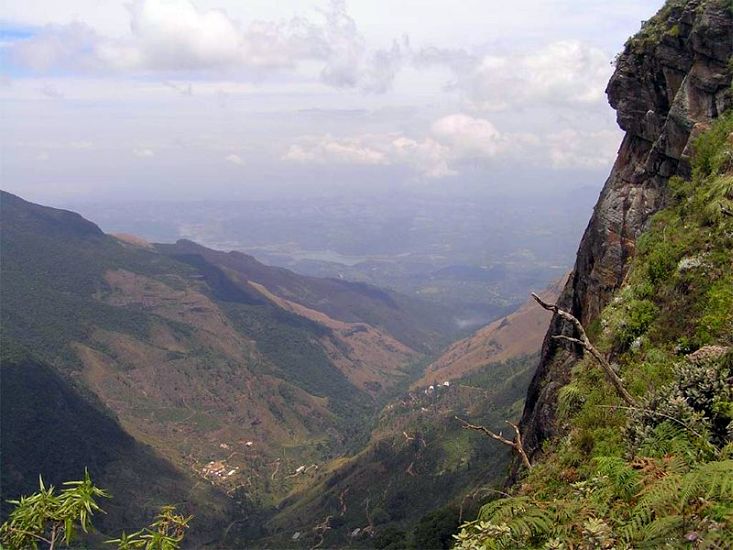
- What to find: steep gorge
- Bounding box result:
[0,190,456,545]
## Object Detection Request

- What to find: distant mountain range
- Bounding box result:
[66,189,597,327]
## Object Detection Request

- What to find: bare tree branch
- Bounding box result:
[532,293,637,406]
[338,488,349,516]
[507,421,530,470]
[456,417,532,470]
[269,460,280,480]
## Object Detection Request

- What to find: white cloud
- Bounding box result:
[133,147,155,157]
[547,128,621,169]
[8,0,405,93]
[522,41,610,104]
[36,152,50,162]
[430,113,503,157]
[284,136,387,165]
[390,135,454,178]
[224,153,244,165]
[124,0,243,70]
[416,40,613,112]
[283,113,508,178]
[281,111,620,177]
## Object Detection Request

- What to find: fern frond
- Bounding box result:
[594,456,641,500]
[476,495,557,545]
[681,460,733,502]
[663,453,691,476]
[640,514,684,546]
[618,507,653,545]
[638,474,683,514]
[638,421,699,462]
[505,508,554,540]
[558,384,585,419]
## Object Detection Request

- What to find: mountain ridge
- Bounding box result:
[0,189,461,545]
[415,274,567,389]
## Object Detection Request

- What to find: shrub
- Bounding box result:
[615,299,658,349]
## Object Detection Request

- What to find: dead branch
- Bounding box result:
[363,497,375,536]
[338,488,349,516]
[456,417,532,470]
[405,461,416,477]
[532,293,637,406]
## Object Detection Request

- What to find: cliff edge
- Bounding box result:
[520,0,733,457]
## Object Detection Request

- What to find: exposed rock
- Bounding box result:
[519,0,733,458]
[687,345,730,365]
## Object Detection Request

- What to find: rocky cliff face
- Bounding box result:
[520,0,733,456]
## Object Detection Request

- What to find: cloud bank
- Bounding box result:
[283,113,612,177]
[8,0,408,93]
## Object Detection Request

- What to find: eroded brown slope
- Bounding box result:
[250,281,418,393]
[415,276,565,388]
[76,268,340,507]
[1,191,453,544]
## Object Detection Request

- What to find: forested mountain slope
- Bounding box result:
[259,277,565,547]
[0,190,455,545]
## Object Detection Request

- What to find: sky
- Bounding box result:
[0,0,664,203]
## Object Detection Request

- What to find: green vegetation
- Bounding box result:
[0,190,421,538]
[0,471,189,550]
[263,354,537,548]
[0,470,108,549]
[624,0,692,52]
[107,506,191,550]
[455,112,733,547]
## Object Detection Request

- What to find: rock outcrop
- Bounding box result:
[519,0,733,457]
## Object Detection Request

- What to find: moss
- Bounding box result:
[666,23,681,37]
[696,275,733,344]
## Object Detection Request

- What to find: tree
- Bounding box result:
[455,417,532,470]
[0,472,191,550]
[107,506,192,550]
[0,470,108,549]
[531,293,636,406]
